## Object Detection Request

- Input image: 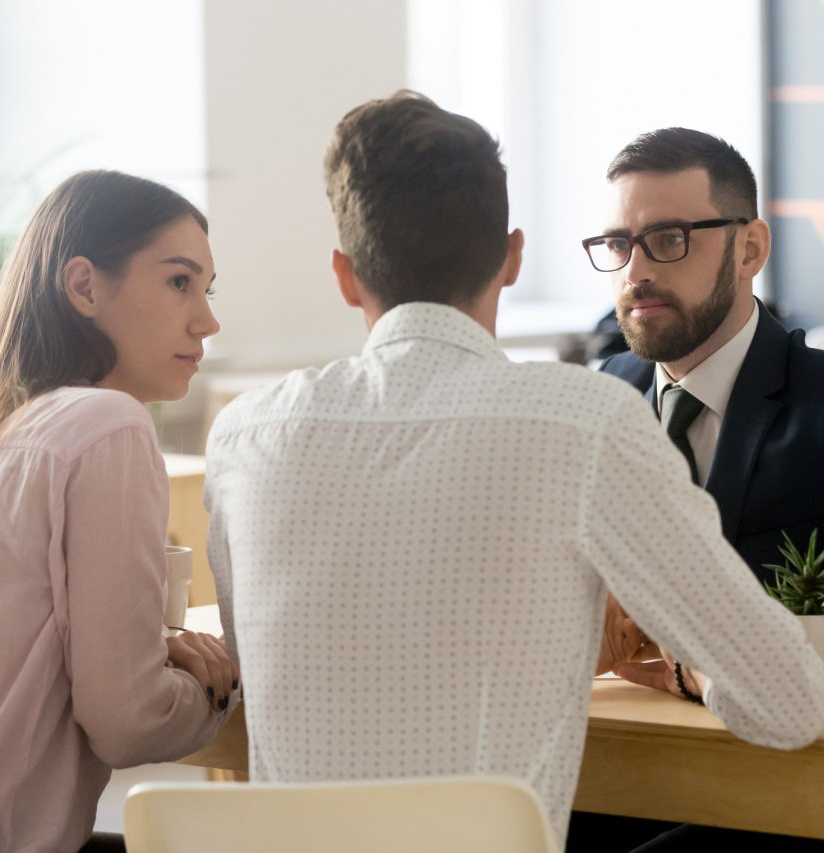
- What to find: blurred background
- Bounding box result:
[2,0,822,451]
[3,0,822,831]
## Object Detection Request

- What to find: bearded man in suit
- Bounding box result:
[568,128,824,851]
[583,127,824,585]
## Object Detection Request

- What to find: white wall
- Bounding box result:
[0,0,206,229]
[202,0,408,370]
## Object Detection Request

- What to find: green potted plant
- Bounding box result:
[764,529,824,657]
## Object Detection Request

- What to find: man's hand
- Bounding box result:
[166,632,240,712]
[614,646,707,701]
[596,593,658,675]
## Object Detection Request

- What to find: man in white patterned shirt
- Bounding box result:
[205,92,824,849]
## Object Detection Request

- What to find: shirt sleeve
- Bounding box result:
[203,438,238,661]
[63,421,226,768]
[581,392,824,749]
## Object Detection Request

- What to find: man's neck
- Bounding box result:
[661,296,756,381]
[363,290,502,339]
[466,287,500,337]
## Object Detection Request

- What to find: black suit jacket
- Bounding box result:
[601,299,824,584]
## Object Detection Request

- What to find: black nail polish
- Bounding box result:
[232,679,239,690]
[218,696,228,710]
[207,686,214,699]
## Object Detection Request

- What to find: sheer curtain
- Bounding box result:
[407,0,766,341]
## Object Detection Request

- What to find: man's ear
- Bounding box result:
[740,219,771,280]
[62,257,98,319]
[332,249,362,307]
[501,228,524,287]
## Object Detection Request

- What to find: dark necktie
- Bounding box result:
[659,384,704,484]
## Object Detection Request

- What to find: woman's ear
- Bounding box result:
[62,257,98,319]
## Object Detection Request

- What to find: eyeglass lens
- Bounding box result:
[587,225,688,272]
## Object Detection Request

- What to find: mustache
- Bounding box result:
[617,285,680,313]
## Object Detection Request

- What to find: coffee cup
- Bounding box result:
[164,545,193,629]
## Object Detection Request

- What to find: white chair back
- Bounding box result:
[123,775,558,852]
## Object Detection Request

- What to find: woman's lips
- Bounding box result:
[175,353,202,372]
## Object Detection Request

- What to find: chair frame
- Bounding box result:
[123,775,559,852]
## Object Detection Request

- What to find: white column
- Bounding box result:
[203,0,408,369]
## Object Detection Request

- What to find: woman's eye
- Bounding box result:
[172,274,189,292]
[205,287,216,301]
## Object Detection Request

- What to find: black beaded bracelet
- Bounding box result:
[674,661,704,704]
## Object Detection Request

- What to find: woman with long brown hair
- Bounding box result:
[0,171,238,852]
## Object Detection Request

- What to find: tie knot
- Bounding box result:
[660,384,704,440]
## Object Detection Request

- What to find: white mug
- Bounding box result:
[164,545,193,629]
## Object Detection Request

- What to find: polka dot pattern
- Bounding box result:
[206,302,824,846]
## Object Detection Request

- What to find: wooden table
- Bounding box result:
[576,678,824,839]
[178,608,824,839]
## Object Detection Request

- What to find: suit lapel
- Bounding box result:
[645,375,657,411]
[704,302,788,544]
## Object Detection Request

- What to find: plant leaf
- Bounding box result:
[762,529,824,613]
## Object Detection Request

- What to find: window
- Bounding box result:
[0,0,206,241]
[407,0,765,342]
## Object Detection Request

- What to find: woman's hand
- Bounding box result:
[166,632,240,712]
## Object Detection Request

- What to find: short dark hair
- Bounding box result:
[606,127,758,220]
[0,170,207,420]
[324,90,510,310]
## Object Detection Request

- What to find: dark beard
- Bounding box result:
[616,235,737,363]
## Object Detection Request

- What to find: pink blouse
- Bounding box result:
[0,387,227,852]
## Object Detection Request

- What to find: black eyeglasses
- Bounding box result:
[581,218,750,272]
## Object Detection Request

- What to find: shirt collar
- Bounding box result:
[655,297,759,417]
[363,302,507,360]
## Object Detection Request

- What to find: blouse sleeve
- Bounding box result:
[62,420,226,768]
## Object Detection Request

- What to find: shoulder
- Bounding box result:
[9,387,157,459]
[469,358,657,432]
[787,328,824,372]
[746,307,824,390]
[746,300,824,377]
[206,366,335,444]
[36,386,153,430]
[780,331,824,415]
[205,356,655,450]
[599,350,655,391]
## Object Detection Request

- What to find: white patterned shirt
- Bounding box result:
[205,302,824,846]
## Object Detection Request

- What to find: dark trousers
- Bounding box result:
[78,831,127,852]
[566,812,824,852]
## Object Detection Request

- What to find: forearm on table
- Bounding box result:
[65,429,224,765]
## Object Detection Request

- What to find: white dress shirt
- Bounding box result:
[655,298,759,485]
[206,302,824,847]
